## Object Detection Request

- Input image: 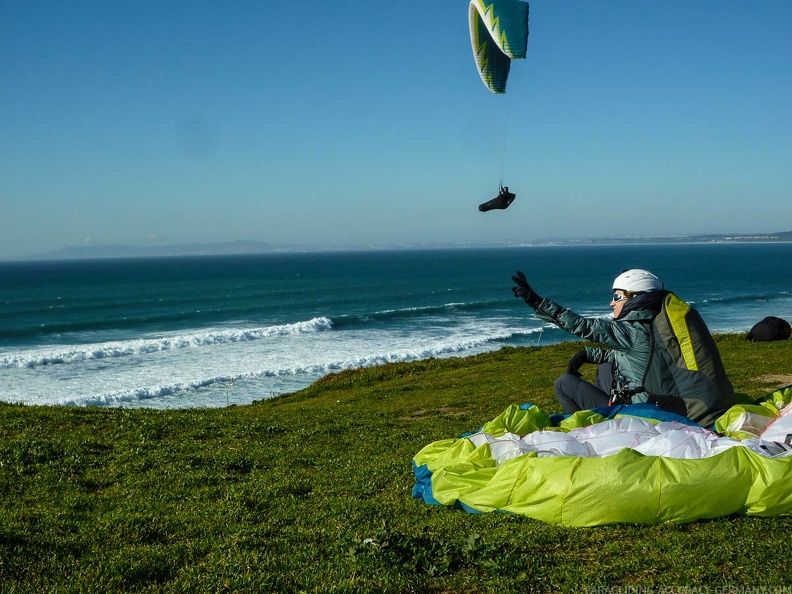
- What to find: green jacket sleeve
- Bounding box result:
[532,298,638,351]
[531,297,653,399]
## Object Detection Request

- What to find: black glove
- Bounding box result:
[566,349,589,377]
[511,271,542,309]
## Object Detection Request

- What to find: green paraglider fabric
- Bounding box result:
[469,0,529,93]
[412,387,792,526]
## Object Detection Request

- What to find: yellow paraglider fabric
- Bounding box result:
[412,388,792,526]
[469,0,529,93]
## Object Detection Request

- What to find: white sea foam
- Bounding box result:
[0,317,334,369]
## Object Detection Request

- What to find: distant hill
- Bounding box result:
[21,241,283,261]
[13,231,792,261]
[555,231,792,246]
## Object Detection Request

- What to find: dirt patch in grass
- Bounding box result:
[753,374,792,386]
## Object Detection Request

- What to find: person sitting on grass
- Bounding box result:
[512,268,736,426]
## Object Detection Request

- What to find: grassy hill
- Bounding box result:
[2,335,792,592]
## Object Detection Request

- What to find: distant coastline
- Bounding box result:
[8,231,792,262]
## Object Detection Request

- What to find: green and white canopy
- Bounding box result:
[413,386,792,526]
[469,0,529,93]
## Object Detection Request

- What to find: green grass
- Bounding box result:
[2,335,792,592]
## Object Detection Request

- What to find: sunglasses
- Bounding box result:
[612,293,629,302]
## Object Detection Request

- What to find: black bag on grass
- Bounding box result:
[746,316,791,342]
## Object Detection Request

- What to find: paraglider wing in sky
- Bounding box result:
[469,0,529,94]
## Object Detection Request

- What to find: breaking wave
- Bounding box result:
[0,317,334,369]
[52,327,532,407]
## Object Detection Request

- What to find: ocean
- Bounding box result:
[2,244,791,409]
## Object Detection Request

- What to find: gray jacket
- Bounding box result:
[533,298,655,402]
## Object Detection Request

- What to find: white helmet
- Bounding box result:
[612,269,663,294]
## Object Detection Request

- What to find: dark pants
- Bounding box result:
[554,363,614,415]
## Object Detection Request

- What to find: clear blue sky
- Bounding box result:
[2,1,790,259]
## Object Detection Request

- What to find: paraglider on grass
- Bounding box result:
[412,386,792,526]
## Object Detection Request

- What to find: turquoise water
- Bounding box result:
[1,244,790,408]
